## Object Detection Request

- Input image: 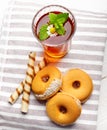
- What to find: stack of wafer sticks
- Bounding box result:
[8,52,48,113]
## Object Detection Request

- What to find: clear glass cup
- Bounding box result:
[32,5,76,59]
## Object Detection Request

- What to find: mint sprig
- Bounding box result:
[39,12,69,41]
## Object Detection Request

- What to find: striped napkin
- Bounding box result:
[0,0,107,130]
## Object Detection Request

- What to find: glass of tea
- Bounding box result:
[32,5,76,58]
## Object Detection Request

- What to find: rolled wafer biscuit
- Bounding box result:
[21,52,36,113]
[8,80,25,104]
[34,57,48,74]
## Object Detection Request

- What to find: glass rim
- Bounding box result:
[32,4,76,46]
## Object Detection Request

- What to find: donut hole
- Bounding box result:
[42,75,50,82]
[72,81,80,89]
[59,106,67,114]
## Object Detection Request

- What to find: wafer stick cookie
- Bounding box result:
[21,52,36,113]
[8,80,25,104]
[34,57,48,74]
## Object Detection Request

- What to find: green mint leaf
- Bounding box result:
[39,24,49,41]
[56,26,66,35]
[54,23,60,29]
[49,13,57,24]
[57,17,67,25]
[57,13,69,24]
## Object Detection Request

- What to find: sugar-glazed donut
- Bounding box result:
[46,92,81,126]
[61,68,93,103]
[32,65,62,100]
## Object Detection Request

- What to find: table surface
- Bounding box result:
[0,0,107,130]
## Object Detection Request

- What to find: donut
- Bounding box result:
[46,92,81,126]
[61,68,93,103]
[32,65,62,100]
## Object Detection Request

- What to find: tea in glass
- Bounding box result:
[32,5,76,58]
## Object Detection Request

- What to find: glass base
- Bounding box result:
[44,52,68,63]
